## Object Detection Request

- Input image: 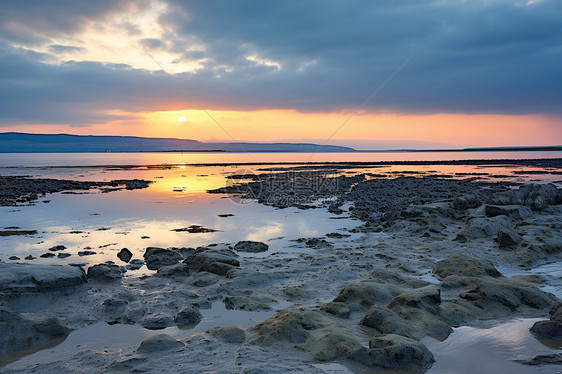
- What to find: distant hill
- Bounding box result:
[0,133,356,153]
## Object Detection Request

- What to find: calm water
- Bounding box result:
[0,151,561,167]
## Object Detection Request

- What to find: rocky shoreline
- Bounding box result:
[0,170,561,372]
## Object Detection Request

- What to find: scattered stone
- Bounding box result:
[530,320,562,340]
[325,232,351,239]
[24,255,36,260]
[310,333,362,362]
[183,250,240,276]
[518,353,562,366]
[48,245,67,252]
[57,253,71,259]
[117,248,133,263]
[141,314,174,330]
[320,302,351,318]
[8,256,20,261]
[0,230,37,237]
[233,240,269,253]
[171,225,217,233]
[78,250,96,256]
[126,259,144,271]
[39,253,55,258]
[217,214,234,218]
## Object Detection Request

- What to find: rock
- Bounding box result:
[57,253,71,259]
[223,295,277,311]
[0,308,69,354]
[8,256,20,261]
[24,255,35,260]
[48,245,66,252]
[175,305,202,326]
[39,253,55,258]
[77,250,96,256]
[320,302,350,318]
[309,333,362,362]
[233,240,269,253]
[349,334,434,370]
[432,255,502,279]
[157,263,190,277]
[530,320,562,340]
[207,326,246,343]
[126,259,144,270]
[141,314,174,330]
[518,353,562,366]
[387,288,442,315]
[250,306,327,345]
[459,279,555,312]
[137,334,185,353]
[0,263,86,294]
[117,248,132,263]
[497,230,520,249]
[485,205,531,219]
[143,247,183,270]
[360,304,415,338]
[87,264,124,281]
[183,251,240,276]
[332,282,398,311]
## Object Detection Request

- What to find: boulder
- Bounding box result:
[320,302,350,318]
[183,251,240,276]
[223,295,277,311]
[143,247,183,270]
[309,333,362,362]
[432,255,502,280]
[0,263,86,294]
[530,320,562,340]
[87,264,124,281]
[250,306,327,345]
[117,248,133,263]
[332,282,398,311]
[137,334,185,354]
[157,263,190,277]
[360,304,415,338]
[349,334,434,370]
[497,230,521,249]
[141,314,174,330]
[175,305,202,326]
[233,240,269,253]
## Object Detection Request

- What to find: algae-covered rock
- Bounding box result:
[250,305,327,345]
[332,282,398,311]
[349,334,434,370]
[309,333,361,362]
[433,254,502,279]
[207,326,246,343]
[320,302,350,318]
[137,334,185,353]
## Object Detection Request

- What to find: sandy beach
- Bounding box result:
[0,159,561,373]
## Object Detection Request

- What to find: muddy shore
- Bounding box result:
[0,169,561,373]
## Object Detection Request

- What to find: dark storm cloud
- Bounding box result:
[0,0,561,125]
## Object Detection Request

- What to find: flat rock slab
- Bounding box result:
[0,263,86,294]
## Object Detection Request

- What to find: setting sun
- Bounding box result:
[177,116,186,122]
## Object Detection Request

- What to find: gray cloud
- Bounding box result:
[48,44,86,54]
[0,0,561,126]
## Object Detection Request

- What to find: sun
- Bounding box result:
[177,116,186,122]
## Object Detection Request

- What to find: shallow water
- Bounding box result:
[1,156,561,373]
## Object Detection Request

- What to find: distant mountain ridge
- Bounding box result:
[0,132,356,153]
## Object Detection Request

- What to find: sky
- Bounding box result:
[0,0,561,149]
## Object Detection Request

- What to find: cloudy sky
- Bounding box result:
[0,0,561,149]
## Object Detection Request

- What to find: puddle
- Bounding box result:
[424,318,561,374]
